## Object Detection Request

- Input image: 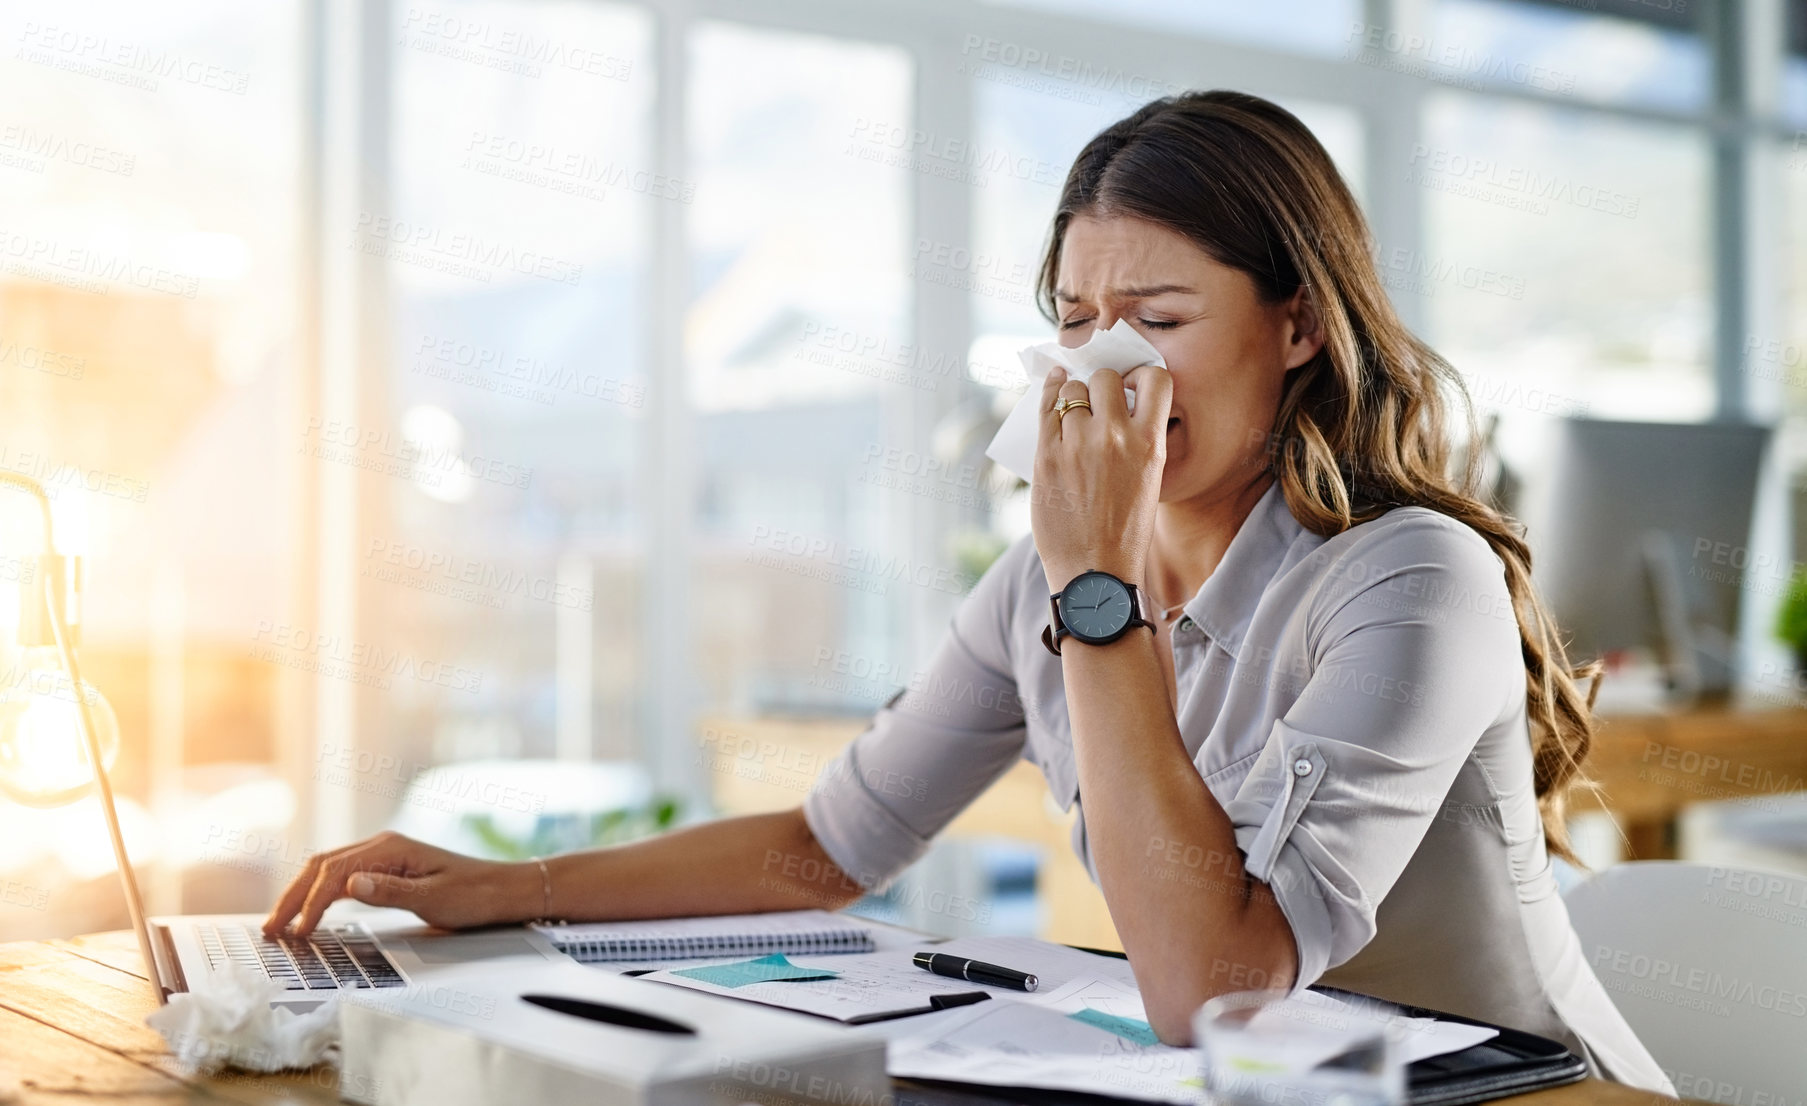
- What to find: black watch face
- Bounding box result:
[1058,573,1133,642]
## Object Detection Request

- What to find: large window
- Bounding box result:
[1420,93,1712,423]
[981,0,1366,59]
[686,23,913,717]
[0,0,299,934]
[382,1,654,773]
[6,0,1802,941]
[1787,3,1807,425]
[1779,0,1807,127]
[1431,0,1707,112]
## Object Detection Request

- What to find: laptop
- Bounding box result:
[148,912,568,1013]
[85,751,565,1012]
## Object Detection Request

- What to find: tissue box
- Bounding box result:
[337,960,888,1106]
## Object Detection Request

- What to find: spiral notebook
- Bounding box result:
[531,910,875,963]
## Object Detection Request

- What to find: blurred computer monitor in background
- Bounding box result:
[1518,418,1772,699]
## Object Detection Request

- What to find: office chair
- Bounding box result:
[1563,860,1807,1101]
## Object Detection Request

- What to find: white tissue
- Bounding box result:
[984,318,1168,482]
[146,962,341,1074]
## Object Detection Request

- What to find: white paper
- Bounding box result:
[886,982,1499,1105]
[644,934,1138,1022]
[644,948,995,1021]
[650,933,1498,1104]
[984,319,1168,482]
[145,962,341,1073]
[1221,983,1503,1069]
[1031,973,1151,1022]
[886,997,1202,1105]
[1392,1011,1500,1065]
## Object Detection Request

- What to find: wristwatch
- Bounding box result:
[1042,570,1156,656]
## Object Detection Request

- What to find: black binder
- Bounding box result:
[1312,986,1589,1105]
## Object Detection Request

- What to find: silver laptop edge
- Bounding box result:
[84,741,563,1008]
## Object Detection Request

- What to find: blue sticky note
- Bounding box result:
[670,953,840,989]
[1069,1007,1160,1046]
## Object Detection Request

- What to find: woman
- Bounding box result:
[266,91,1671,1091]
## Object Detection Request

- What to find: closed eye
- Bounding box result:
[1061,317,1181,331]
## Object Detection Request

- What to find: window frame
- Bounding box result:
[295,0,1797,846]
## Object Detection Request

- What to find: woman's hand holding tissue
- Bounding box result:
[1031,362,1173,593]
[264,830,538,938]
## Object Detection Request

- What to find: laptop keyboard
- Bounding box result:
[197,923,406,991]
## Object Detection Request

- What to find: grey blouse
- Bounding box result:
[801,482,1673,1093]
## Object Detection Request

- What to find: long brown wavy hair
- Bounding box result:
[1037,90,1599,864]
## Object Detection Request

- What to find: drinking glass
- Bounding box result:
[1193,989,1405,1106]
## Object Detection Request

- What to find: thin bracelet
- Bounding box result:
[532,856,553,921]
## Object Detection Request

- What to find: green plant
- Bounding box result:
[949,528,1010,592]
[463,796,683,861]
[1776,568,1807,661]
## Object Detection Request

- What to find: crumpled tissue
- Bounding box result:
[984,318,1167,482]
[146,961,341,1074]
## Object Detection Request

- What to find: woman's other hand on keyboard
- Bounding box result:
[263,831,538,938]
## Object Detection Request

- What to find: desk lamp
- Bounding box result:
[0,473,150,972]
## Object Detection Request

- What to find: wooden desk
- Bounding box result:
[0,930,1696,1106]
[1578,704,1807,859]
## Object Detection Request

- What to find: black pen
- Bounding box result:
[913,951,1038,992]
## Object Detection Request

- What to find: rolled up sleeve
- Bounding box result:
[1222,516,1521,991]
[803,538,1033,890]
